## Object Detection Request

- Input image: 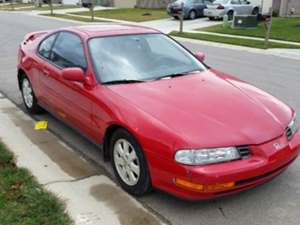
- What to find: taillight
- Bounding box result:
[217,4,225,9]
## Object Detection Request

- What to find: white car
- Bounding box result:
[204,0,260,20]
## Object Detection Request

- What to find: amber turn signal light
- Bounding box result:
[175,178,235,192]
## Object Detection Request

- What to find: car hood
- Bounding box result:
[107,70,292,147]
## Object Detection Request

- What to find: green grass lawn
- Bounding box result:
[200,17,300,43]
[0,3,34,11]
[72,8,169,22]
[0,142,71,225]
[170,31,300,49]
[42,13,107,22]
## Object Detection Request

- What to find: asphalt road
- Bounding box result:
[1,12,300,225]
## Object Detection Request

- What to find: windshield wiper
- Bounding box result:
[102,79,145,85]
[155,70,200,80]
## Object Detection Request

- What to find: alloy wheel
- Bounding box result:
[22,78,33,109]
[113,138,140,186]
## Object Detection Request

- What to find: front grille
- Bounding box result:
[237,145,251,159]
[285,127,293,140]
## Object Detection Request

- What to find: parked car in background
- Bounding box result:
[204,0,260,20]
[167,0,214,20]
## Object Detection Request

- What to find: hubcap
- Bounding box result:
[113,139,140,186]
[22,78,33,108]
[190,11,196,19]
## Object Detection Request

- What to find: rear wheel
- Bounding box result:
[252,7,259,15]
[110,128,151,196]
[208,16,214,20]
[189,10,197,20]
[21,76,43,114]
[227,10,234,20]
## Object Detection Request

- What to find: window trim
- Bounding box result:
[36,30,88,72]
[37,32,59,61]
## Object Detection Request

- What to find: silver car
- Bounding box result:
[204,0,260,20]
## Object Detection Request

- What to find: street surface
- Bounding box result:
[1,12,300,225]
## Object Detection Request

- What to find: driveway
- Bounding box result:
[141,17,221,33]
[0,12,300,225]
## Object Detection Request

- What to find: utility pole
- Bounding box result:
[179,2,184,33]
[264,7,273,49]
[90,0,95,22]
[49,0,54,15]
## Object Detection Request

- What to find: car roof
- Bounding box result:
[64,24,161,38]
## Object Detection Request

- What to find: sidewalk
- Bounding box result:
[0,96,165,225]
[30,5,114,15]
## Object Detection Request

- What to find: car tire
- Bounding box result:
[252,7,259,15]
[173,15,179,20]
[189,10,197,20]
[227,10,234,20]
[21,75,43,114]
[208,16,214,20]
[110,128,152,196]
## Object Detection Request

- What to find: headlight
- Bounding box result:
[286,115,298,140]
[174,147,240,166]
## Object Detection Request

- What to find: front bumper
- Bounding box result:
[204,8,226,18]
[148,130,300,200]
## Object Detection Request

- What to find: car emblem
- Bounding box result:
[273,143,282,150]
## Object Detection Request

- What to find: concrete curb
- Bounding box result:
[0,97,166,225]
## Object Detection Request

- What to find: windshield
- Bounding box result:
[88,33,206,83]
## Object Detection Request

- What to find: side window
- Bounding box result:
[38,34,57,59]
[50,32,87,69]
[231,0,241,4]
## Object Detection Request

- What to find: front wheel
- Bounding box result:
[111,128,151,196]
[21,76,43,114]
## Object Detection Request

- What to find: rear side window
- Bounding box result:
[50,32,87,69]
[231,0,241,4]
[38,33,57,59]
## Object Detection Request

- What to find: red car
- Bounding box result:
[17,24,300,200]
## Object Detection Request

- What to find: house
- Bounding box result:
[113,0,169,8]
[273,0,300,16]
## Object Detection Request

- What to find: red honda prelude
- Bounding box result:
[17,24,300,200]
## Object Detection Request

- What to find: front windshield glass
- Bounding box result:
[88,33,206,83]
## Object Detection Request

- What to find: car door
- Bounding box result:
[192,0,205,15]
[230,0,243,14]
[40,31,96,140]
[240,0,253,14]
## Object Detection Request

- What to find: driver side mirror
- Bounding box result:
[62,67,85,82]
[195,52,205,62]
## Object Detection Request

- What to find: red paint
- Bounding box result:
[18,25,300,200]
